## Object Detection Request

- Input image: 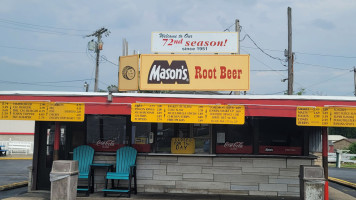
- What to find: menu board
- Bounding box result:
[131,103,245,125]
[0,101,84,122]
[297,107,356,127]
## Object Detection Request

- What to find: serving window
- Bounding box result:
[131,122,152,153]
[87,115,127,151]
[82,115,305,156]
[214,121,252,154]
[257,117,303,155]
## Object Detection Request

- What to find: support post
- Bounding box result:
[353,66,356,96]
[53,122,61,161]
[287,7,293,95]
[322,127,329,200]
[94,34,101,92]
[234,19,241,95]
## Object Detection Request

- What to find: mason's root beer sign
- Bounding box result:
[140,54,250,91]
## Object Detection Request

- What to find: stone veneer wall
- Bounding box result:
[89,155,313,197]
[135,155,313,197]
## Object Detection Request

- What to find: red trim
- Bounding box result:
[325,181,329,200]
[1,95,356,118]
[53,122,60,151]
[132,144,151,153]
[322,127,329,200]
[88,144,125,152]
[0,132,34,135]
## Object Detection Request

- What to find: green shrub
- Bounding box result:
[348,142,356,154]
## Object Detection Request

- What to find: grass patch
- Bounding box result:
[328,162,356,169]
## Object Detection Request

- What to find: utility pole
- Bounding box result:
[287,7,293,95]
[234,19,241,95]
[354,66,356,96]
[86,28,110,92]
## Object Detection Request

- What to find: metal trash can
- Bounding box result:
[50,160,79,200]
[299,165,325,200]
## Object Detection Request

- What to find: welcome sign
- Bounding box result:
[151,32,238,53]
[139,54,250,91]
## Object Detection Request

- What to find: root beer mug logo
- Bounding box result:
[122,66,136,80]
[147,60,190,84]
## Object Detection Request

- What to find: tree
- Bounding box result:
[348,142,356,154]
[329,127,356,138]
[98,85,119,93]
[284,88,306,95]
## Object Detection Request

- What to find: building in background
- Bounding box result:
[0,120,35,141]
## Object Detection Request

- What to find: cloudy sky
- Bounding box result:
[0,0,355,96]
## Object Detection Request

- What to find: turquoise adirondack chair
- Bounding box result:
[73,145,95,196]
[103,146,137,197]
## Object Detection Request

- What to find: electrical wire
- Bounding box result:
[0,80,85,88]
[0,44,85,54]
[0,23,85,37]
[241,48,286,77]
[0,18,89,32]
[240,33,286,62]
[294,61,352,71]
[0,18,87,37]
[251,69,287,72]
[101,56,118,66]
[294,51,356,59]
[223,22,236,32]
[304,70,351,89]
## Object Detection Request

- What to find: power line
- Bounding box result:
[0,18,89,32]
[294,51,356,59]
[241,48,286,77]
[0,79,86,88]
[0,44,85,54]
[240,33,286,62]
[0,23,84,37]
[304,70,351,89]
[251,69,287,72]
[0,18,87,37]
[243,45,352,71]
[223,22,236,32]
[294,61,352,71]
[241,45,356,59]
[101,56,118,66]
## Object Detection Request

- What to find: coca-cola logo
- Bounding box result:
[96,140,115,148]
[224,142,244,149]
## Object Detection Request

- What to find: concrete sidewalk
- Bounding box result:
[1,155,355,199]
[2,187,356,200]
[3,191,299,200]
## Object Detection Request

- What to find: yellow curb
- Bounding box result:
[0,157,32,160]
[0,181,28,191]
[329,177,356,189]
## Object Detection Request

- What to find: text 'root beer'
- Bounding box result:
[195,66,242,79]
